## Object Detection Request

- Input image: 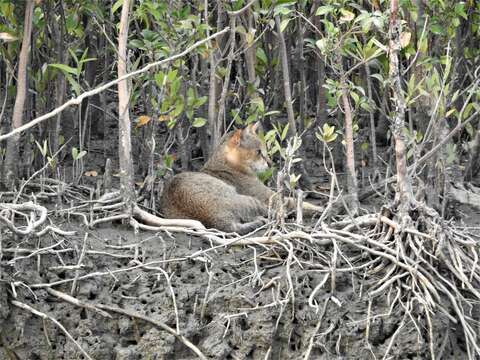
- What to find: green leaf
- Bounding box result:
[463,102,474,119]
[130,39,144,49]
[112,0,123,14]
[246,114,257,123]
[322,123,334,138]
[274,6,292,16]
[235,25,247,35]
[244,31,255,45]
[258,167,274,183]
[350,91,360,105]
[251,97,265,113]
[171,99,185,117]
[465,122,474,138]
[155,72,165,86]
[415,131,423,143]
[256,48,268,64]
[65,74,81,96]
[360,17,373,32]
[371,38,388,53]
[49,63,77,75]
[281,124,289,141]
[68,48,79,65]
[315,38,327,52]
[47,157,56,168]
[79,57,97,65]
[315,5,334,16]
[194,96,208,108]
[35,140,48,157]
[192,117,207,128]
[418,36,428,53]
[454,3,468,20]
[187,88,195,107]
[407,147,415,160]
[340,9,355,22]
[167,69,178,82]
[264,110,281,117]
[280,18,291,32]
[77,150,87,160]
[370,73,383,83]
[72,147,78,160]
[171,78,181,94]
[360,102,371,112]
[187,87,195,100]
[430,24,444,35]
[319,123,338,143]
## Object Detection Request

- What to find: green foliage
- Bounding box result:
[2,0,479,195]
[35,139,56,169]
[316,124,338,144]
[48,48,96,96]
[71,147,87,161]
[192,117,207,128]
[35,139,48,158]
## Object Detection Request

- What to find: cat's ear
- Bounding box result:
[228,129,242,147]
[246,122,260,134]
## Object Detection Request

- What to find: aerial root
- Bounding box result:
[2,179,479,358]
[0,202,75,236]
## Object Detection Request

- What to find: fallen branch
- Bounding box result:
[0,202,47,235]
[0,201,74,236]
[45,288,112,318]
[11,300,93,360]
[96,303,207,360]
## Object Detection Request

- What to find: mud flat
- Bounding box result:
[1,215,477,360]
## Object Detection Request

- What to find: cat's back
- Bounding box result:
[160,171,236,218]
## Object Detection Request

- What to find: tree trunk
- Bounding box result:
[117,0,135,214]
[243,9,257,91]
[340,72,360,214]
[51,1,66,164]
[275,16,297,135]
[215,16,236,137]
[412,0,429,137]
[296,16,307,134]
[389,0,413,216]
[207,52,219,152]
[206,0,221,153]
[275,15,313,190]
[312,0,328,133]
[364,63,379,177]
[2,0,34,187]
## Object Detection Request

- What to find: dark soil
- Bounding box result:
[0,216,476,360]
[1,120,479,359]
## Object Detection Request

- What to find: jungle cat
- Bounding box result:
[160,123,321,234]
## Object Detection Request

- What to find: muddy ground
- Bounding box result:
[0,208,478,360]
[1,118,479,359]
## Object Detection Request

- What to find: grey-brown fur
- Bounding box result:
[160,125,274,234]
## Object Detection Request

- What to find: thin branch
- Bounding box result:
[96,303,207,360]
[11,300,93,360]
[227,0,257,16]
[0,28,230,142]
